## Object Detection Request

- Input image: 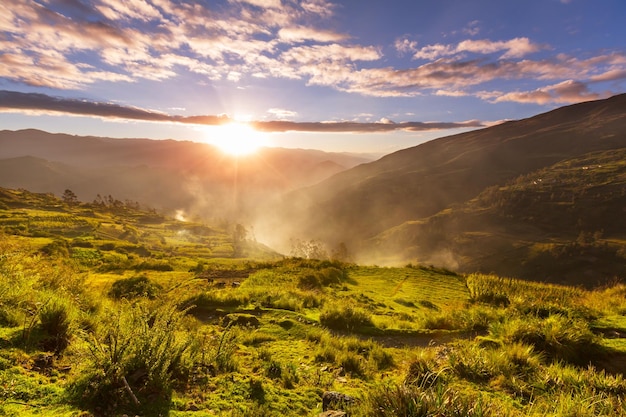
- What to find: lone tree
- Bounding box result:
[232,223,248,257]
[62,189,78,206]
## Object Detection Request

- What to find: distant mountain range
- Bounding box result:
[0,129,371,220]
[2,94,626,285]
[260,94,626,285]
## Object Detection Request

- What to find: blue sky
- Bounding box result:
[0,0,625,153]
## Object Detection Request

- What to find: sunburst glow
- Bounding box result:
[204,122,269,156]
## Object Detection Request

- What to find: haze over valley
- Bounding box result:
[2,94,626,285]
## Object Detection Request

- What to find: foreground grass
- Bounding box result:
[1,188,626,416]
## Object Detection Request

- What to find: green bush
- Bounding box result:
[317,267,345,285]
[183,291,249,314]
[297,274,322,290]
[405,355,439,388]
[68,302,196,416]
[490,315,599,365]
[339,350,367,377]
[134,261,173,271]
[264,359,282,379]
[108,275,163,300]
[361,384,486,417]
[39,297,75,354]
[0,307,20,327]
[320,303,374,331]
[40,239,70,258]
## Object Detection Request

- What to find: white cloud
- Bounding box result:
[463,20,481,36]
[394,37,418,55]
[485,80,607,105]
[435,90,469,97]
[414,37,544,60]
[281,44,381,65]
[267,108,298,119]
[229,0,283,9]
[278,26,348,43]
[300,0,335,17]
[95,0,163,22]
[458,37,543,59]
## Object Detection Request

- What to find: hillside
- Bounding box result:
[0,129,371,220]
[369,149,626,286]
[261,94,626,282]
[2,187,626,416]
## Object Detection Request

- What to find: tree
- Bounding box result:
[232,224,248,257]
[331,242,351,262]
[62,189,78,206]
[290,238,328,260]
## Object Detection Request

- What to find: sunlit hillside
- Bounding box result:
[2,187,626,416]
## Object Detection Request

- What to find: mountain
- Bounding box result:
[369,149,626,286]
[0,129,371,219]
[262,94,626,283]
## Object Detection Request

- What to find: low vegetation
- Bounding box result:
[1,187,626,416]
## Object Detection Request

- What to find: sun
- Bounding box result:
[204,122,268,156]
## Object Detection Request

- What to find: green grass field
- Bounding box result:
[2,187,626,416]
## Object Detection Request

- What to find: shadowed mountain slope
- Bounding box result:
[369,149,626,286]
[272,94,626,250]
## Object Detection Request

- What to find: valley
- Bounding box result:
[1,95,626,416]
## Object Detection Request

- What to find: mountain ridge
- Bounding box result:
[270,94,626,243]
[0,129,372,219]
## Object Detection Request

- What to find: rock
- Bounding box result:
[322,391,356,411]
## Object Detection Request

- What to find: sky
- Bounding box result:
[0,0,625,154]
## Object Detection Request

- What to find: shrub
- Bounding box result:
[39,297,75,354]
[0,307,20,327]
[405,355,439,388]
[264,359,282,379]
[248,378,265,403]
[320,303,374,332]
[134,261,173,271]
[361,384,486,417]
[297,273,322,290]
[490,315,599,365]
[40,239,70,258]
[108,275,163,300]
[281,362,299,389]
[317,267,345,285]
[68,302,196,415]
[339,351,367,377]
[182,291,249,316]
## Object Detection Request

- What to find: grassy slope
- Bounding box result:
[1,188,626,416]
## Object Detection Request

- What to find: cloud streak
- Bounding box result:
[0,90,231,125]
[0,90,482,133]
[251,120,483,133]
